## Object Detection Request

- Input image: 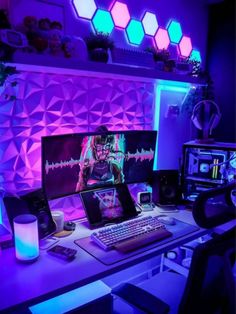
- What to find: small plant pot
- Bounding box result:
[175,62,193,74]
[155,61,165,71]
[89,48,109,63]
[164,59,176,72]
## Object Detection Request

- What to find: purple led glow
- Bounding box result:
[142,12,159,36]
[178,36,192,57]
[154,28,170,50]
[110,1,130,29]
[0,72,154,195]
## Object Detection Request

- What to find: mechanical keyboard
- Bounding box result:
[91,216,172,252]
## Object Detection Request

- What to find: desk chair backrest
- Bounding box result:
[178,226,235,314]
[179,182,236,314]
[192,181,236,229]
[112,183,236,314]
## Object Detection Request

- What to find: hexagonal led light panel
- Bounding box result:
[72,0,97,20]
[178,36,192,57]
[92,9,114,34]
[126,19,145,45]
[190,49,202,63]
[142,12,158,36]
[110,1,130,29]
[167,20,182,44]
[154,28,170,50]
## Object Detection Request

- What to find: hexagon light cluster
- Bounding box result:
[72,0,201,61]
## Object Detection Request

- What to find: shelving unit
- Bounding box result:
[8,51,205,84]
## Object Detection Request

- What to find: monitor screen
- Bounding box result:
[182,142,236,201]
[42,130,157,200]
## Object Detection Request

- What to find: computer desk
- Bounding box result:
[0,207,208,313]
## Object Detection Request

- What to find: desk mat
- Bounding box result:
[74,220,199,265]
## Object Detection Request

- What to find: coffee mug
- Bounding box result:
[51,210,64,232]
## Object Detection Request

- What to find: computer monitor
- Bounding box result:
[182,141,236,201]
[42,130,157,200]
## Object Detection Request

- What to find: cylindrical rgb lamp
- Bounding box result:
[13,214,39,262]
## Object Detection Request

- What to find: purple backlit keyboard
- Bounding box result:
[91,216,172,252]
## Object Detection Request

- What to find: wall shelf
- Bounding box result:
[9,51,204,85]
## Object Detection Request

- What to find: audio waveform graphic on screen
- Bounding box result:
[45,149,154,174]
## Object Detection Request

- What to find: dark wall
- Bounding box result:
[206,0,236,142]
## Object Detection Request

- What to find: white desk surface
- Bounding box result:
[0,207,207,313]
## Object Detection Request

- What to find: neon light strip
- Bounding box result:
[212,159,219,179]
[0,200,2,224]
[29,281,111,314]
[153,80,190,170]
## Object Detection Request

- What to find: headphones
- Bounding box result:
[191,100,221,135]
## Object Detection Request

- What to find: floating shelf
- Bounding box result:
[9,51,205,85]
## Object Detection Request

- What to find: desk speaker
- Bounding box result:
[3,189,56,239]
[150,170,181,206]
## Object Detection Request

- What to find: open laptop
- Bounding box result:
[80,184,138,228]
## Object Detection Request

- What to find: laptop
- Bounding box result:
[80,184,138,228]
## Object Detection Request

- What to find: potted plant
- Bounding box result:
[0,62,18,100]
[84,32,114,63]
[175,56,193,75]
[145,47,170,70]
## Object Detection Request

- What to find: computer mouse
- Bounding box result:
[157,215,176,225]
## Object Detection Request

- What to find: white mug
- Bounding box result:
[51,210,64,232]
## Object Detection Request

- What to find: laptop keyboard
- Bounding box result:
[91,216,172,252]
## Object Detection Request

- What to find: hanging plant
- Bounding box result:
[0,62,18,101]
[181,70,214,116]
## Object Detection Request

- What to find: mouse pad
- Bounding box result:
[74,220,201,265]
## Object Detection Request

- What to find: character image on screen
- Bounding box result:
[76,133,125,191]
[93,188,123,220]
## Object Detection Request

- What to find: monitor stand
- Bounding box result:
[157,204,179,213]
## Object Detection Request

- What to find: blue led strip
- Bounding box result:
[153,80,191,170]
[29,281,111,314]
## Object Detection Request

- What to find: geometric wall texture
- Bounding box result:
[0,71,155,196]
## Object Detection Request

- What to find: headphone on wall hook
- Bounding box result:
[191,100,221,143]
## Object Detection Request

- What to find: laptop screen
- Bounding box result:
[80,184,138,227]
